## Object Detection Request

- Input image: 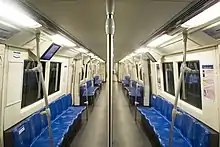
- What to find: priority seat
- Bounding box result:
[137,94,211,147]
[8,94,86,147]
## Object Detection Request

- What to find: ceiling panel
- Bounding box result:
[27,0,193,61]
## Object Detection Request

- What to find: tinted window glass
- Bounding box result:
[162,62,175,96]
[48,62,61,95]
[81,67,84,80]
[85,64,88,78]
[178,61,202,109]
[136,64,139,79]
[140,67,143,80]
[157,64,161,90]
[21,60,45,108]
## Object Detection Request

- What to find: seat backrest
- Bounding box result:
[125,76,130,81]
[161,99,168,116]
[66,93,73,107]
[86,80,92,88]
[131,81,137,88]
[39,108,48,129]
[166,102,173,121]
[174,110,183,130]
[55,98,63,115]
[180,114,195,142]
[49,102,58,120]
[151,94,157,108]
[80,84,86,96]
[192,122,210,147]
[157,96,164,113]
[138,86,144,97]
[29,112,42,142]
[12,120,31,147]
[154,96,162,111]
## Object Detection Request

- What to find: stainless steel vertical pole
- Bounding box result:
[36,31,54,147]
[169,30,188,147]
[105,0,115,147]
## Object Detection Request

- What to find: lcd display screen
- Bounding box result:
[40,43,61,60]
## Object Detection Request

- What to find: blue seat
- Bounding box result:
[137,94,211,147]
[12,120,32,147]
[129,88,141,97]
[82,80,98,97]
[11,94,86,147]
[122,76,130,87]
[94,76,102,87]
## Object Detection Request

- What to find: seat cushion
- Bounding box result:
[138,106,192,147]
[31,126,65,147]
[31,106,84,147]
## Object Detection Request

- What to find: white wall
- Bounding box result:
[74,59,82,105]
[154,47,219,131]
[0,44,5,145]
[2,46,71,130]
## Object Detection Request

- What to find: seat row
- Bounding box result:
[4,94,86,147]
[137,94,218,147]
[121,76,144,105]
[80,76,103,105]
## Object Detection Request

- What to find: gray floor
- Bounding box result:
[71,83,152,147]
[71,85,108,147]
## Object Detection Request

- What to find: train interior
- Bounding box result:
[0,0,220,147]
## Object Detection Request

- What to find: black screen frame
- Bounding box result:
[40,43,61,60]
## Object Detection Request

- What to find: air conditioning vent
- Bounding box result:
[0,23,19,41]
[204,23,220,40]
[142,0,218,45]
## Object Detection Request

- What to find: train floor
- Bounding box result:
[71,82,152,147]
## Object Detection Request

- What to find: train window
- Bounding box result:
[85,64,88,78]
[136,64,139,79]
[178,61,202,109]
[140,67,143,80]
[48,62,61,95]
[81,67,84,80]
[21,60,46,108]
[156,64,161,90]
[162,62,175,96]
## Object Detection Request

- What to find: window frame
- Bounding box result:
[81,66,84,80]
[139,66,143,81]
[162,62,175,96]
[85,63,88,79]
[21,60,46,108]
[178,60,202,109]
[136,64,139,80]
[48,61,62,95]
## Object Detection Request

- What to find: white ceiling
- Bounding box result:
[26,0,193,61]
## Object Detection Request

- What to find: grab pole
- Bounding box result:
[169,30,188,147]
[35,31,54,147]
[106,0,115,147]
